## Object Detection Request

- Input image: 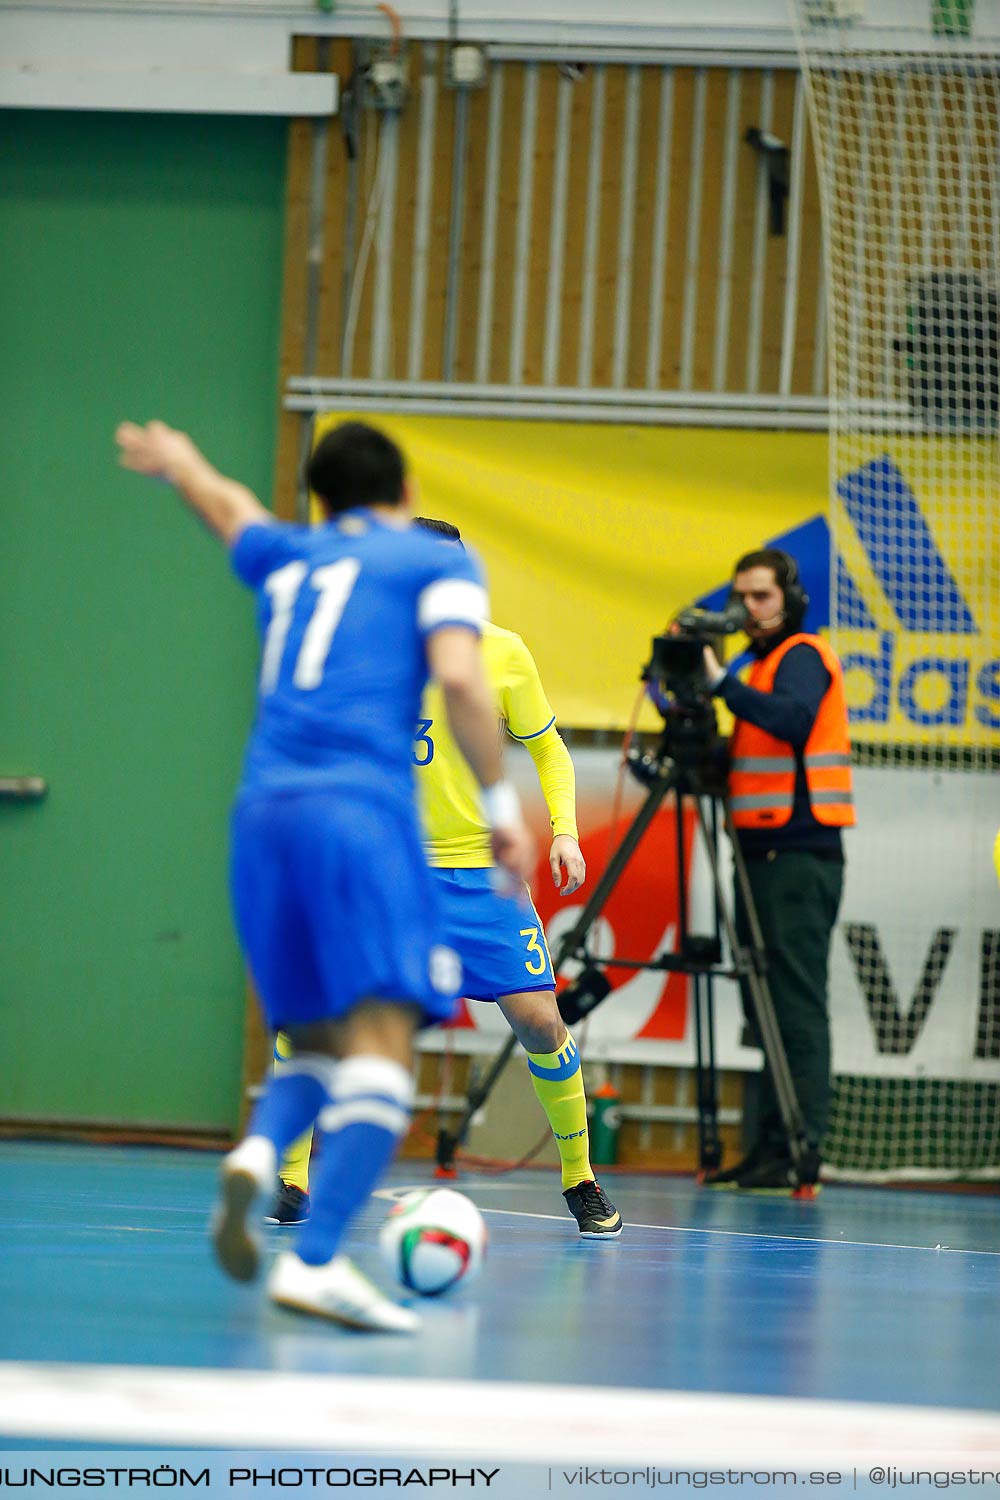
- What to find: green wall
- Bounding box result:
[0,111,287,1131]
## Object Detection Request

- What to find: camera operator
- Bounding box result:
[700,548,855,1190]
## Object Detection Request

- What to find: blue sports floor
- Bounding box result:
[1,1142,999,1495]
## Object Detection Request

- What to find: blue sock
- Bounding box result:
[245,1052,338,1159]
[295,1055,414,1267]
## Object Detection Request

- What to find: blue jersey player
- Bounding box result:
[115,417,535,1332]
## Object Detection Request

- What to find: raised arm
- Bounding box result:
[115,420,271,546]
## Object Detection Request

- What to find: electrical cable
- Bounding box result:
[375,2,402,53]
[341,112,391,374]
[339,0,406,372]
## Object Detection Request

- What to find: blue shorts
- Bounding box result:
[431,867,554,1001]
[230,789,459,1031]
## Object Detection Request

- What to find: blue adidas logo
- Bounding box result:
[697,455,998,734]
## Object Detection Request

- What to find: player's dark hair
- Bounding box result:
[414,516,464,546]
[306,421,406,515]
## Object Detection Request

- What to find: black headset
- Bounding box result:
[730,549,809,630]
[774,550,809,629]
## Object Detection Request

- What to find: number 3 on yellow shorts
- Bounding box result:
[520,927,548,976]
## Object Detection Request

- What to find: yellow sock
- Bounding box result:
[526,1030,593,1189]
[273,1031,314,1193]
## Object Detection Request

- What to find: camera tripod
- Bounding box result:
[434,714,818,1190]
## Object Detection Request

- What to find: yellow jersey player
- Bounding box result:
[270,518,622,1240]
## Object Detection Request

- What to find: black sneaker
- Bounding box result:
[701,1143,766,1189]
[263,1180,310,1226]
[563,1180,623,1238]
[737,1155,800,1192]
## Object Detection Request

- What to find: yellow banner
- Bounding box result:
[311,414,998,746]
[313,413,828,730]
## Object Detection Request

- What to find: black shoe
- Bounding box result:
[702,1143,766,1189]
[563,1180,623,1238]
[737,1155,800,1192]
[263,1180,310,1226]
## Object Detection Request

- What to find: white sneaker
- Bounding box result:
[211,1136,277,1284]
[268,1251,421,1334]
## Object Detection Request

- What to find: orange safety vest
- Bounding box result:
[729,633,855,830]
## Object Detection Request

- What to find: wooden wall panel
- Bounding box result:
[311,38,354,382]
[487,64,525,384]
[625,67,664,391]
[273,113,313,522]
[272,37,316,522]
[727,70,769,396]
[521,63,561,387]
[278,48,832,398]
[758,69,800,393]
[453,69,492,383]
[350,119,381,377]
[559,67,601,388]
[589,65,627,389]
[421,46,457,381]
[691,67,733,392]
[794,95,826,395]
[387,43,421,381]
[659,68,697,391]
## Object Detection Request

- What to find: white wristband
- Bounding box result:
[482,780,521,830]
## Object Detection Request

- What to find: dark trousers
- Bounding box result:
[733,849,844,1154]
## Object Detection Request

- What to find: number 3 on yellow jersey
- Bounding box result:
[413,719,435,766]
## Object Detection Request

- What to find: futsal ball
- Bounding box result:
[378,1188,487,1296]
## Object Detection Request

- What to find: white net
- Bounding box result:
[789,0,1000,1178]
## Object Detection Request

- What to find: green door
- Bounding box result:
[0,111,286,1130]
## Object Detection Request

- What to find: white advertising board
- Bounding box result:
[421,747,1000,1082]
